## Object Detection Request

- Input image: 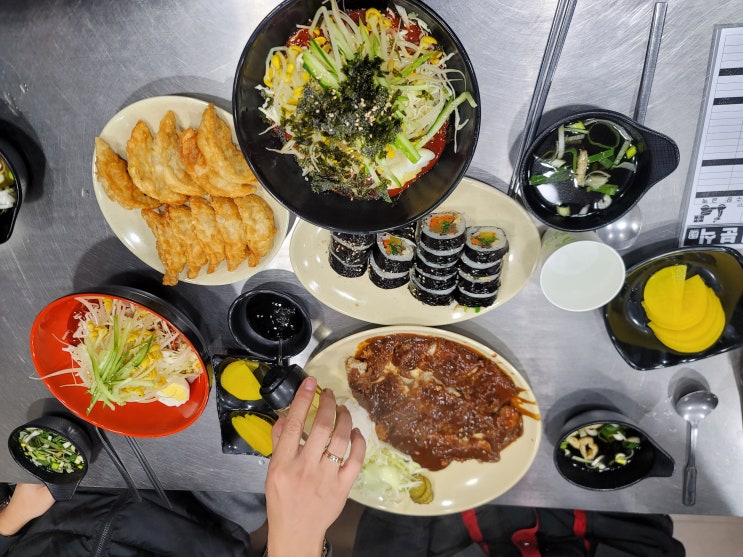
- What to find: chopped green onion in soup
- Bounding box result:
[18,427,85,474]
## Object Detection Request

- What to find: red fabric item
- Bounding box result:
[573,509,591,553]
[461,509,490,556]
[510,510,541,557]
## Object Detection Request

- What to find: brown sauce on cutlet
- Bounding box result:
[346,333,526,471]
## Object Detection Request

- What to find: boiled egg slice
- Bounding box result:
[156,377,190,407]
[385,147,435,188]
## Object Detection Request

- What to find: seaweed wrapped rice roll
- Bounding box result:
[454,284,499,308]
[328,232,374,278]
[419,212,466,251]
[463,227,508,263]
[368,233,415,289]
[409,272,456,306]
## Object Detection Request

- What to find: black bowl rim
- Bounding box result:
[227,288,312,359]
[519,108,679,233]
[0,136,27,244]
[603,245,743,370]
[231,0,481,233]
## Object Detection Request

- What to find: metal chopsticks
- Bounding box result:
[95,427,142,502]
[507,0,577,198]
[125,435,173,509]
[633,2,668,126]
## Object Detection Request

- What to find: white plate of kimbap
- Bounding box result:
[289,177,541,325]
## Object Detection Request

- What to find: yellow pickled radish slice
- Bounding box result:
[642,264,687,327]
[231,414,274,456]
[220,360,262,401]
[648,287,724,353]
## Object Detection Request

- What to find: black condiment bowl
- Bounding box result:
[0,136,28,244]
[228,289,312,360]
[554,409,674,490]
[518,109,679,232]
[8,415,93,501]
[232,0,480,233]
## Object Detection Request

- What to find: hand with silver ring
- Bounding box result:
[265,376,366,557]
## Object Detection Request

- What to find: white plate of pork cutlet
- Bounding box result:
[92,95,289,286]
[304,325,541,516]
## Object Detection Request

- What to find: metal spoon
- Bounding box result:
[674,390,719,506]
[596,204,643,251]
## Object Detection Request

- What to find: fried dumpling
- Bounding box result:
[127,121,188,205]
[197,103,256,184]
[152,111,206,197]
[233,194,277,266]
[179,127,257,198]
[189,196,227,274]
[141,208,187,285]
[94,137,161,210]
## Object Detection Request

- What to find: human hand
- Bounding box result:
[0,483,55,536]
[265,376,366,557]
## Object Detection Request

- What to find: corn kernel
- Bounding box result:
[314,36,326,46]
[366,8,382,19]
[289,45,303,54]
[421,36,437,46]
[104,298,112,313]
[382,17,392,28]
[271,54,282,69]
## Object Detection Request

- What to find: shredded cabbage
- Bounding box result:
[53,296,202,413]
[355,445,426,504]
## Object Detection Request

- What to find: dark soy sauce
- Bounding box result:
[246,294,302,341]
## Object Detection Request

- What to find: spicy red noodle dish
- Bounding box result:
[257,0,476,202]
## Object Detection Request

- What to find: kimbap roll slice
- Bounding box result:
[388,223,417,242]
[368,256,410,289]
[415,250,459,277]
[458,269,501,295]
[408,272,456,306]
[419,211,466,251]
[328,249,367,278]
[454,284,499,308]
[413,264,458,290]
[331,232,375,251]
[372,234,416,274]
[459,252,504,278]
[416,241,463,266]
[463,226,508,264]
[330,237,372,267]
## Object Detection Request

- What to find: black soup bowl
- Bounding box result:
[233,0,480,233]
[9,415,93,501]
[519,109,679,233]
[554,409,674,490]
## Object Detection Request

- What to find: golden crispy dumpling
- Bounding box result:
[127,121,188,205]
[210,197,248,271]
[179,127,257,198]
[197,103,256,184]
[152,111,206,197]
[141,208,187,285]
[189,196,227,274]
[233,194,277,266]
[94,137,161,210]
[166,204,208,279]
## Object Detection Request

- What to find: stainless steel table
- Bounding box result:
[1,0,742,516]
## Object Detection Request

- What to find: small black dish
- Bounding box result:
[0,136,28,244]
[518,109,679,232]
[228,289,312,360]
[604,246,743,370]
[554,409,674,491]
[8,415,93,501]
[232,0,480,233]
[213,354,277,455]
